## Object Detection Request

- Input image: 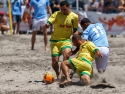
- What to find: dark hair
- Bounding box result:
[72,35,82,41]
[80,18,91,25]
[60,0,69,7]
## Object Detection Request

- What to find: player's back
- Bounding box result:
[87,23,109,47]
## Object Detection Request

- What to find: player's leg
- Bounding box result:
[58,41,72,79]
[52,56,60,78]
[31,18,40,50]
[51,42,61,78]
[59,60,74,87]
[40,17,48,50]
[81,74,91,85]
[12,15,16,34]
[16,15,21,34]
[95,47,109,73]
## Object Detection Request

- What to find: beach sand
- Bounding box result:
[0,33,125,94]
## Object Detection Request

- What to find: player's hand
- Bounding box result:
[96,50,103,58]
[67,51,75,57]
[45,23,50,28]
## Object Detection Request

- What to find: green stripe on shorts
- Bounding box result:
[61,46,72,51]
[68,59,76,72]
[81,57,92,66]
[50,39,71,42]
[80,71,90,77]
[51,53,61,57]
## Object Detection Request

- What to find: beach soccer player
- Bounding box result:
[59,35,103,87]
[70,18,109,74]
[45,1,78,78]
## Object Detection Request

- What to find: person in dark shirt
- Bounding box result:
[72,0,85,11]
[104,0,118,13]
[50,0,60,34]
[50,0,60,13]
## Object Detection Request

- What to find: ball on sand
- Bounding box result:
[43,71,56,84]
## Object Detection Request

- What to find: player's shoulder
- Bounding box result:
[52,11,61,15]
[85,41,94,45]
[70,11,78,17]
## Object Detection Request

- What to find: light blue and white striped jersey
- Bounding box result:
[82,23,109,47]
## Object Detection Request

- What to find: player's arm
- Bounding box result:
[46,6,52,16]
[88,42,103,58]
[45,12,57,28]
[67,47,79,56]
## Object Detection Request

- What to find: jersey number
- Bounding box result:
[92,26,104,37]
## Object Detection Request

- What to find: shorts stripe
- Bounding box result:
[80,71,90,77]
[61,46,72,51]
[51,53,61,57]
[68,59,76,72]
[50,39,71,42]
[81,57,92,66]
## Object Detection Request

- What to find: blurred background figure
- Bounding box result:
[10,0,24,35]
[118,0,125,12]
[103,0,118,14]
[72,0,85,11]
[50,0,60,34]
[97,0,104,12]
[87,0,99,12]
[22,0,34,34]
[0,11,8,34]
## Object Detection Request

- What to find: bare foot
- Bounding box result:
[45,47,48,51]
[59,78,71,88]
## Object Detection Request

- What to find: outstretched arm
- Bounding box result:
[67,47,79,57]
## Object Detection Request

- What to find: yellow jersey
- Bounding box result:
[47,11,78,41]
[78,41,98,62]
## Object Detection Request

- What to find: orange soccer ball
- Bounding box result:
[43,71,56,84]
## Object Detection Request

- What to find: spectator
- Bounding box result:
[98,0,104,12]
[118,0,125,12]
[104,0,118,14]
[0,11,8,34]
[27,0,52,50]
[88,0,99,12]
[50,0,60,34]
[72,0,85,11]
[22,0,34,33]
[10,0,24,34]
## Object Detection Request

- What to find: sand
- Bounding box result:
[0,33,125,94]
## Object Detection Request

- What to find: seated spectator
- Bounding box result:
[104,0,118,14]
[98,0,104,12]
[88,0,99,12]
[0,12,8,34]
[118,0,125,12]
[72,0,85,11]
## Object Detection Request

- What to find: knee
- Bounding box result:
[81,75,91,85]
[63,55,70,61]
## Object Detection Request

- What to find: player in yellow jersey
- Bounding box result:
[59,35,103,87]
[45,1,78,78]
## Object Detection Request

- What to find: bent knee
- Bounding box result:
[81,75,90,85]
